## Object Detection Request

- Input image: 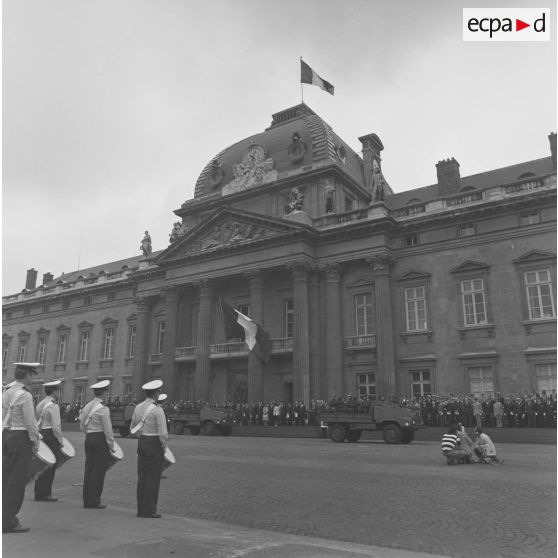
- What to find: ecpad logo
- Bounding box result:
[463,8,550,41]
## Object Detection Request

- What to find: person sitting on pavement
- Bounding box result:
[456,422,478,463]
[441,424,471,465]
[474,427,503,465]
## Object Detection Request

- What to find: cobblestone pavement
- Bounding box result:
[8,433,557,558]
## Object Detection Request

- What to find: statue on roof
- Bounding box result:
[371,159,386,203]
[169,221,188,244]
[285,187,304,214]
[140,231,152,256]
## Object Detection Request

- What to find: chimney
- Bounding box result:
[436,158,461,195]
[549,132,556,170]
[359,133,384,194]
[25,268,38,290]
[42,272,54,285]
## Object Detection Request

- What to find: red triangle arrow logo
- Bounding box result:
[516,19,530,31]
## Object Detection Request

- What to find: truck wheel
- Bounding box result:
[347,430,362,443]
[188,426,201,436]
[382,424,402,444]
[201,422,216,436]
[220,426,231,436]
[329,424,347,443]
[118,426,129,438]
[401,430,415,444]
[173,422,185,435]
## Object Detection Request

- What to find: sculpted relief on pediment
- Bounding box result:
[183,221,268,255]
[222,145,277,196]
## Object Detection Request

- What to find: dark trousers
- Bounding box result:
[34,430,63,499]
[83,432,111,507]
[137,436,164,516]
[3,430,33,530]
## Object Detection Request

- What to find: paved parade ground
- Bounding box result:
[4,431,556,558]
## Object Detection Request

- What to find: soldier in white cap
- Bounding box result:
[79,380,115,509]
[130,379,168,518]
[34,380,65,502]
[2,362,42,533]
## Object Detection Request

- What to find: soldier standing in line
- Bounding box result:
[2,362,42,533]
[79,380,115,509]
[34,380,65,502]
[131,380,168,518]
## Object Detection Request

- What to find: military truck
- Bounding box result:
[109,404,135,437]
[169,406,236,436]
[317,403,423,443]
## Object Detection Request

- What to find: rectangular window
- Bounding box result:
[79,331,90,361]
[156,322,166,354]
[84,296,92,306]
[2,342,10,369]
[62,301,70,310]
[525,269,555,320]
[461,279,487,326]
[468,366,494,398]
[37,335,48,365]
[18,339,28,362]
[284,298,294,338]
[520,209,540,226]
[458,223,475,237]
[102,328,114,359]
[405,287,427,331]
[42,304,50,313]
[107,292,116,302]
[344,196,354,212]
[128,326,137,358]
[124,383,132,398]
[57,334,67,363]
[75,386,84,406]
[536,363,557,393]
[237,304,250,316]
[410,369,431,397]
[354,294,374,336]
[404,233,419,247]
[357,373,376,400]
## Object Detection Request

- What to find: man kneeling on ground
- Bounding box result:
[441,424,471,465]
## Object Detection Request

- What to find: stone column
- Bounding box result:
[132,296,151,398]
[161,286,179,399]
[247,270,264,403]
[289,261,311,405]
[367,253,396,396]
[308,269,321,401]
[324,264,343,400]
[194,280,213,402]
[177,287,194,347]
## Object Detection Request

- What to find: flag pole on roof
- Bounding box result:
[300,58,335,97]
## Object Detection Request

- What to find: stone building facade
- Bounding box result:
[2,104,556,405]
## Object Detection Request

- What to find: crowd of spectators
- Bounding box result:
[53,390,556,428]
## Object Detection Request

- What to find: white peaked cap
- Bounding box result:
[91,380,110,389]
[158,393,167,402]
[142,379,163,391]
[43,380,62,387]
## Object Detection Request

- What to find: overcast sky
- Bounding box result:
[2,0,556,295]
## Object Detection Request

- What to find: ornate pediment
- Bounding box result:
[159,208,307,261]
[396,269,432,282]
[222,145,277,196]
[182,220,269,256]
[450,260,489,275]
[513,250,556,265]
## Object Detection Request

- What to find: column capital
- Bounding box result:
[321,262,343,282]
[133,296,152,313]
[366,252,395,274]
[246,269,264,288]
[161,285,180,303]
[287,260,315,280]
[194,279,213,297]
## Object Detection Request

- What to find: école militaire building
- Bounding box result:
[2,104,556,406]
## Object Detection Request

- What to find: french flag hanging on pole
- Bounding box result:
[219,298,271,363]
[300,59,335,95]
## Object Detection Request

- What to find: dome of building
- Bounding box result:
[193,103,365,199]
